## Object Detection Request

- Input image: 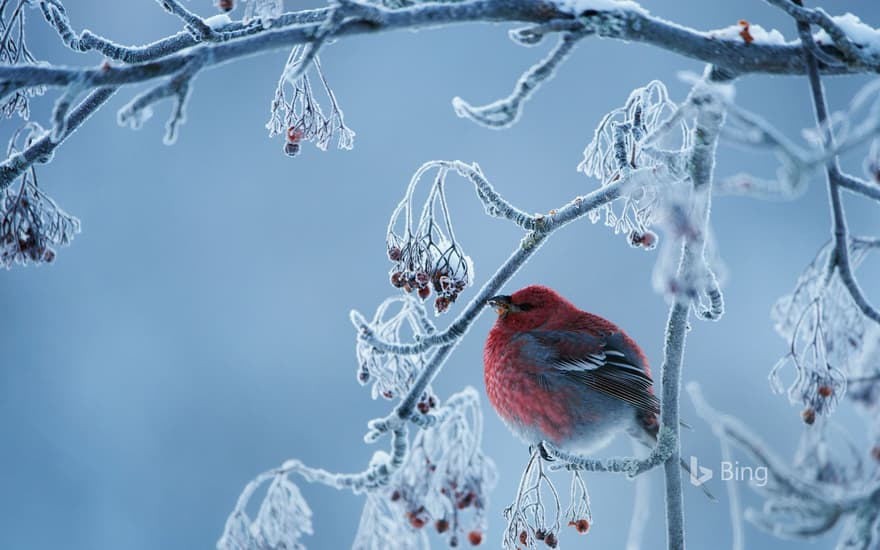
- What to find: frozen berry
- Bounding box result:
[217,0,234,11]
[457,492,475,509]
[388,246,402,261]
[407,512,426,529]
[467,531,483,546]
[535,530,546,541]
[574,519,590,533]
[283,141,300,157]
[519,531,528,545]
[872,446,880,461]
[390,490,401,501]
[435,519,450,533]
[287,126,304,143]
[544,532,558,548]
[435,296,451,313]
[802,407,816,425]
[418,286,431,300]
[417,401,430,414]
[390,271,406,288]
[818,385,833,398]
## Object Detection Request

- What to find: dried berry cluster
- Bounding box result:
[580,80,692,250]
[504,454,592,550]
[354,296,437,403]
[353,389,497,549]
[1,127,79,269]
[266,46,355,157]
[770,238,880,422]
[387,163,474,315]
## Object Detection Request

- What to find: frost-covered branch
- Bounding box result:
[0,87,115,189]
[453,28,587,128]
[795,7,880,326]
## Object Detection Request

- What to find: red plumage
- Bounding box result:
[483,285,658,454]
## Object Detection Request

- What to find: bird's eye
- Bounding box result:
[517,303,534,311]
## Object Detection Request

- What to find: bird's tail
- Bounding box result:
[635,413,717,502]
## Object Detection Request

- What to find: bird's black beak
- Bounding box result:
[487,295,512,318]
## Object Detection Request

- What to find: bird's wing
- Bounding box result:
[528,330,660,416]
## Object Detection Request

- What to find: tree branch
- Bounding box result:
[0,87,116,189]
[791,0,880,325]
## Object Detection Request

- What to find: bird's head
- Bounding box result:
[486,285,574,331]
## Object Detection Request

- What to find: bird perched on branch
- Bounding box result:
[483,285,713,499]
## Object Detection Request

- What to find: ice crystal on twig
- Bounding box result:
[360,388,497,548]
[217,474,313,550]
[266,47,355,157]
[387,162,474,315]
[580,80,692,248]
[770,238,880,419]
[354,295,437,408]
[1,124,79,268]
[0,0,45,120]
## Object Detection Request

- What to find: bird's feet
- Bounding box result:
[530,441,556,462]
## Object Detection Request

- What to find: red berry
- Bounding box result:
[575,519,590,533]
[519,531,528,544]
[283,141,300,157]
[544,532,558,548]
[467,531,483,546]
[457,492,475,509]
[435,519,450,533]
[415,271,429,287]
[535,529,546,541]
[802,407,816,425]
[217,0,234,11]
[407,512,426,529]
[872,446,880,461]
[382,391,393,399]
[417,401,430,414]
[390,272,406,288]
[287,126,304,143]
[435,296,451,313]
[818,385,833,398]
[418,286,431,300]
[390,490,401,501]
[388,246,402,261]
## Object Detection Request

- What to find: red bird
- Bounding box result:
[484,285,712,496]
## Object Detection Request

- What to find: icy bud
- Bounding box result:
[386,162,475,315]
[266,47,355,156]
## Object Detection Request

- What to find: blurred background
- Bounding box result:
[2,1,880,548]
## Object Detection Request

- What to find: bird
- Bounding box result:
[483,284,713,499]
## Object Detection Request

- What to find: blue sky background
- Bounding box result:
[2,1,880,549]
